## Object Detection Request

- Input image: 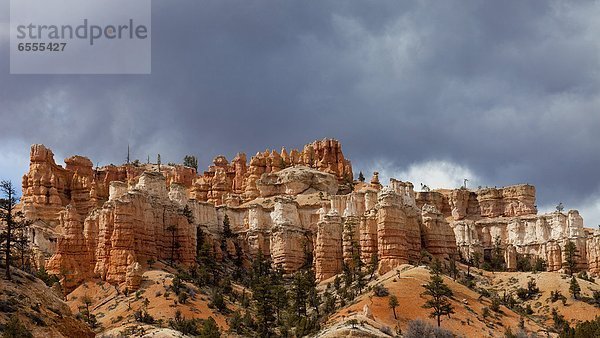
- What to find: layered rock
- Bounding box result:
[46,172,197,291]
[45,205,93,291]
[21,145,198,225]
[420,204,457,257]
[30,140,600,295]
[194,138,353,205]
[22,145,72,225]
[359,210,378,264]
[451,198,589,273]
[92,174,197,286]
[245,204,273,257]
[587,232,600,275]
[269,197,308,272]
[476,185,537,218]
[257,166,339,198]
[315,209,343,280]
[376,188,409,274]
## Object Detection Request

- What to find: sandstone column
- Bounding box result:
[376,188,408,274]
[315,209,343,281]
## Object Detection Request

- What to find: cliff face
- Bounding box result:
[21,144,197,226]
[0,269,94,338]
[21,140,600,294]
[475,185,537,218]
[22,141,353,288]
[443,185,594,273]
[587,233,600,275]
[192,138,354,205]
[46,173,197,291]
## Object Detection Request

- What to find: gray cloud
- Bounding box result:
[1,0,600,225]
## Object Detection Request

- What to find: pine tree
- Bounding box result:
[569,276,581,300]
[389,295,399,319]
[368,252,379,280]
[166,222,180,266]
[491,236,505,271]
[79,294,93,324]
[1,180,31,280]
[271,267,288,323]
[220,215,232,260]
[199,317,221,338]
[182,205,194,225]
[449,253,458,280]
[422,271,455,327]
[250,252,278,337]
[358,171,365,182]
[563,240,577,276]
[291,270,309,318]
[2,315,33,338]
[352,242,366,292]
[13,226,30,271]
[183,155,198,171]
[222,214,232,238]
[195,227,217,286]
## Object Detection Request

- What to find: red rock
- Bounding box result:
[315,209,343,281]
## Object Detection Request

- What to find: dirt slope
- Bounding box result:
[66,262,230,336]
[0,268,94,338]
[480,270,600,327]
[324,265,551,337]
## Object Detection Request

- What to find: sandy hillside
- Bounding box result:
[481,270,600,326]
[67,262,231,336]
[324,265,552,338]
[0,268,94,338]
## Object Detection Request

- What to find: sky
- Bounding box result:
[1,1,600,227]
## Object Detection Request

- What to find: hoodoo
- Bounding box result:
[18,139,599,293]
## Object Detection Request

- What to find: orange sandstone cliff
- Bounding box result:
[18,139,600,294]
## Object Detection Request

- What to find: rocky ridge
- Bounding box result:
[19,140,600,294]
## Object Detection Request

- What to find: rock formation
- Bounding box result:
[23,142,460,290]
[193,139,353,205]
[257,166,339,197]
[46,172,197,291]
[587,232,600,275]
[269,197,309,273]
[19,140,600,294]
[444,186,592,273]
[315,209,343,281]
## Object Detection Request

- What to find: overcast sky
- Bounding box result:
[1,1,600,227]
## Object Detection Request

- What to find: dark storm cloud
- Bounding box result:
[1,0,600,223]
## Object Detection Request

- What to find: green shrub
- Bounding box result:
[35,267,59,287]
[178,291,189,304]
[372,284,389,297]
[134,309,155,324]
[404,319,453,338]
[491,296,501,313]
[2,315,33,338]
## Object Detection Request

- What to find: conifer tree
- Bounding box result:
[563,240,577,276]
[389,295,399,319]
[222,214,232,238]
[1,180,31,280]
[569,276,581,300]
[368,252,379,280]
[250,252,278,337]
[422,270,455,327]
[183,155,198,171]
[491,236,505,271]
